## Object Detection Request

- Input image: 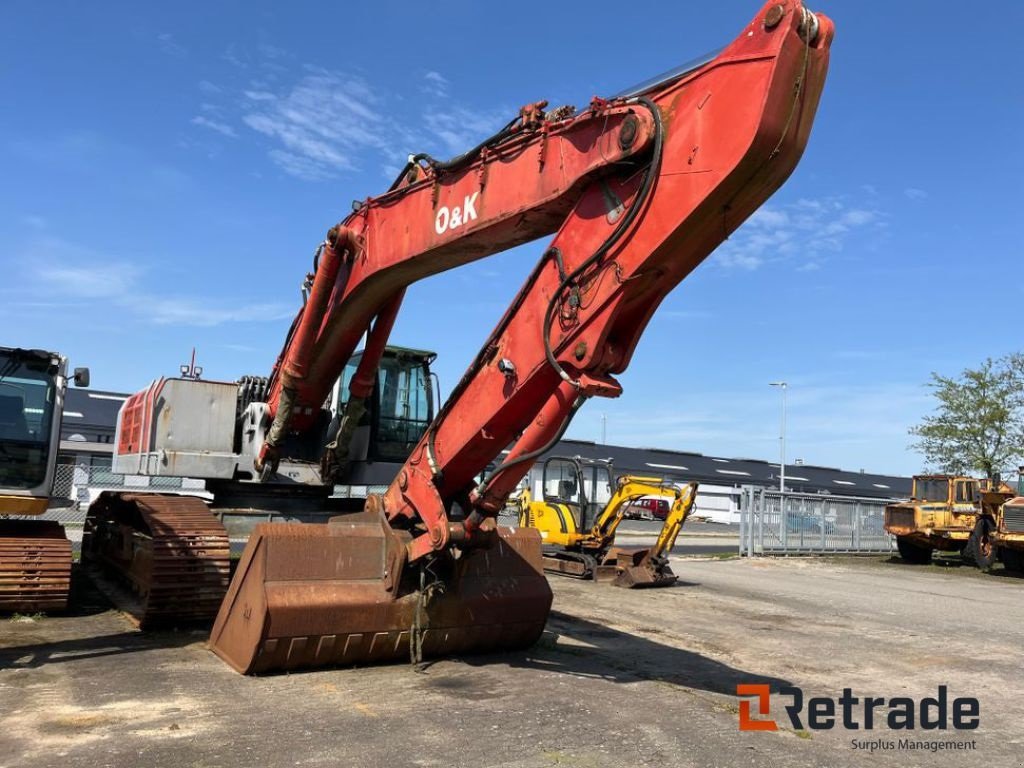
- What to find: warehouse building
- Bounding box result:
[58,390,911,524]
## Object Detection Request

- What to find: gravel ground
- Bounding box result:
[1,555,1021,768]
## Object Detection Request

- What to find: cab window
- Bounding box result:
[955,481,978,504]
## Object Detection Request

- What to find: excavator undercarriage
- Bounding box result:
[81,493,231,627]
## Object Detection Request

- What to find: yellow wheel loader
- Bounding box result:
[515,456,697,587]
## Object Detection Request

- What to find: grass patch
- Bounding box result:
[8,612,44,623]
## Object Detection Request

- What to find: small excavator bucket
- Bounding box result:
[601,546,678,589]
[209,508,552,674]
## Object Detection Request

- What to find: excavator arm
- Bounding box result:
[591,475,687,543]
[650,482,699,561]
[164,1,829,673]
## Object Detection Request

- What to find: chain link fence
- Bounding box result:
[739,486,896,556]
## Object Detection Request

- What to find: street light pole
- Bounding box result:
[601,413,607,444]
[769,382,787,494]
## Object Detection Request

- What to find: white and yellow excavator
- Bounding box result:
[515,456,697,587]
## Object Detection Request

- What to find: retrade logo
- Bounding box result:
[736,685,980,732]
[737,684,777,731]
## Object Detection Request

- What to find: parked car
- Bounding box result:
[624,496,672,521]
[785,512,835,536]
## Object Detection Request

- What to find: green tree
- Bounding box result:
[910,353,1024,479]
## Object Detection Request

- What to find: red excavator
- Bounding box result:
[82,1,833,674]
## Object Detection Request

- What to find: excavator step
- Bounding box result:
[210,511,552,674]
[82,492,231,628]
[0,519,72,613]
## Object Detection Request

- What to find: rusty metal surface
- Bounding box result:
[602,545,678,589]
[0,519,71,613]
[210,511,552,674]
[883,506,917,535]
[540,554,591,579]
[82,492,230,628]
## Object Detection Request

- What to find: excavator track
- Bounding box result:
[0,519,71,613]
[82,492,230,628]
[540,549,611,580]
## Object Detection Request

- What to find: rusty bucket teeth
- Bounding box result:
[0,519,72,613]
[81,493,231,628]
[210,512,553,675]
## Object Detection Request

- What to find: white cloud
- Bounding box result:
[422,104,511,154]
[904,187,928,200]
[714,196,882,272]
[41,262,140,298]
[157,32,187,58]
[422,71,450,98]
[239,71,389,179]
[19,237,290,328]
[191,116,237,138]
[194,54,511,180]
[198,80,221,94]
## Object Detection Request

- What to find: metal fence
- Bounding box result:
[739,486,896,556]
[25,465,389,525]
[35,464,209,523]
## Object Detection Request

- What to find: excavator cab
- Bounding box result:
[542,457,612,531]
[332,346,437,468]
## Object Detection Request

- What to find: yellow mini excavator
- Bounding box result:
[515,456,697,587]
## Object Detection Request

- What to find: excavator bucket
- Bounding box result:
[209,507,552,674]
[601,547,678,589]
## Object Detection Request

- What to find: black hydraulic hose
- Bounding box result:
[424,97,663,485]
[421,246,569,480]
[474,392,588,499]
[387,116,522,192]
[541,95,664,389]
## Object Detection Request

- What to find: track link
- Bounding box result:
[82,493,230,628]
[0,519,71,613]
[540,549,599,580]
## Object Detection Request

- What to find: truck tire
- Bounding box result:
[963,518,996,571]
[896,536,932,564]
[999,547,1024,572]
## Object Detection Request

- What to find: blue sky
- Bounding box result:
[2,1,1022,476]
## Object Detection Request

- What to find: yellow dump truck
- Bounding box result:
[884,475,1012,566]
